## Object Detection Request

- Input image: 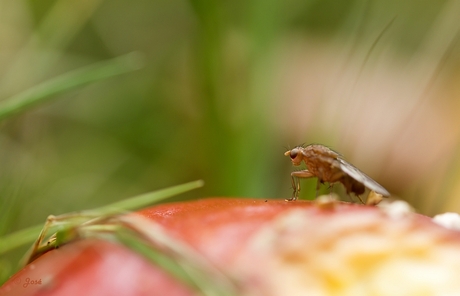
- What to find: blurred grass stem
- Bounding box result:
[0,52,144,122]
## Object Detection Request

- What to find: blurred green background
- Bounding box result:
[2,0,460,284]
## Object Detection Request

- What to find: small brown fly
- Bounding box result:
[284,144,390,202]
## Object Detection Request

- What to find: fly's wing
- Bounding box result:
[337,158,390,196]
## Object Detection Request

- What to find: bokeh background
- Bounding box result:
[1,0,460,283]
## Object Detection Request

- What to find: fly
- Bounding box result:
[284,144,390,202]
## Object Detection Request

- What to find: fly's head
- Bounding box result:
[284,147,304,166]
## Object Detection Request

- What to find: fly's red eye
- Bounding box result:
[290,151,298,159]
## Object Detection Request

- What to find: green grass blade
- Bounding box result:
[0,224,45,255]
[91,179,204,216]
[116,230,199,290]
[0,180,204,254]
[116,215,237,296]
[0,52,144,121]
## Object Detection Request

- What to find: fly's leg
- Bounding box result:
[316,179,322,197]
[286,170,315,201]
[328,183,334,196]
[286,175,300,201]
[287,173,301,201]
[355,195,365,204]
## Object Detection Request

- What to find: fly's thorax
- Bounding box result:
[304,144,339,159]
